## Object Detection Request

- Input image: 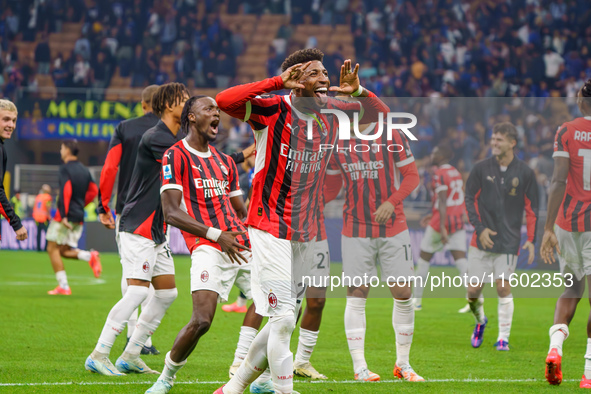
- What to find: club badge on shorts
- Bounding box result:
[268,292,278,308]
[201,270,209,282]
[142,261,150,273]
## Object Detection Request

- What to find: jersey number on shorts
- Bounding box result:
[402,244,412,261]
[580,149,591,191]
[317,252,328,270]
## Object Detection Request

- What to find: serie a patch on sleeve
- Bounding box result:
[163,165,172,180]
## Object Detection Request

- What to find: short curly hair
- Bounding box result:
[281,48,324,72]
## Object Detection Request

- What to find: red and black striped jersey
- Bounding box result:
[428,164,466,234]
[0,138,23,239]
[53,160,98,224]
[553,116,591,232]
[160,139,249,254]
[119,121,183,244]
[217,76,389,242]
[316,170,344,242]
[326,123,417,238]
[98,112,159,215]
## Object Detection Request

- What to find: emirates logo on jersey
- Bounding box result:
[201,270,209,282]
[194,178,229,198]
[142,261,150,273]
[268,292,278,308]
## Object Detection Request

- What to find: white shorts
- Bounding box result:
[115,214,121,253]
[467,247,517,284]
[420,226,467,254]
[248,227,315,317]
[119,231,175,281]
[342,230,415,285]
[46,220,83,248]
[556,226,591,281]
[190,245,252,302]
[307,239,330,287]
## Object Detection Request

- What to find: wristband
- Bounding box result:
[351,85,365,97]
[206,227,222,242]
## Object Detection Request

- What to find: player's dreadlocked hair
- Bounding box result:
[492,122,518,143]
[181,95,208,134]
[152,82,190,117]
[281,48,324,72]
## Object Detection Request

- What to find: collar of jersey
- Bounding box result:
[183,138,211,158]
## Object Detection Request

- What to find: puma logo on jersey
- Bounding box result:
[486,176,495,183]
[192,165,202,172]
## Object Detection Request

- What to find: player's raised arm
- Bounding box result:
[216,62,310,127]
[330,59,390,121]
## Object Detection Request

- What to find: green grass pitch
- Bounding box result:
[0,250,589,393]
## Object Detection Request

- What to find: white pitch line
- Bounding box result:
[0,378,579,386]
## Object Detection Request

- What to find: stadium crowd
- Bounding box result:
[1,0,590,203]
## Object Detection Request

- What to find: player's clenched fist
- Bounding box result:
[15,226,28,241]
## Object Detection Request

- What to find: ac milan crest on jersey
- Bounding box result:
[268,292,278,308]
[142,261,150,273]
[201,270,209,283]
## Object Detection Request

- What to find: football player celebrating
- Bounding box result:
[146,96,261,393]
[214,49,388,394]
[541,80,591,387]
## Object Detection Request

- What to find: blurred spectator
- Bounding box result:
[35,34,51,75]
[51,55,68,88]
[74,34,92,61]
[72,54,90,88]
